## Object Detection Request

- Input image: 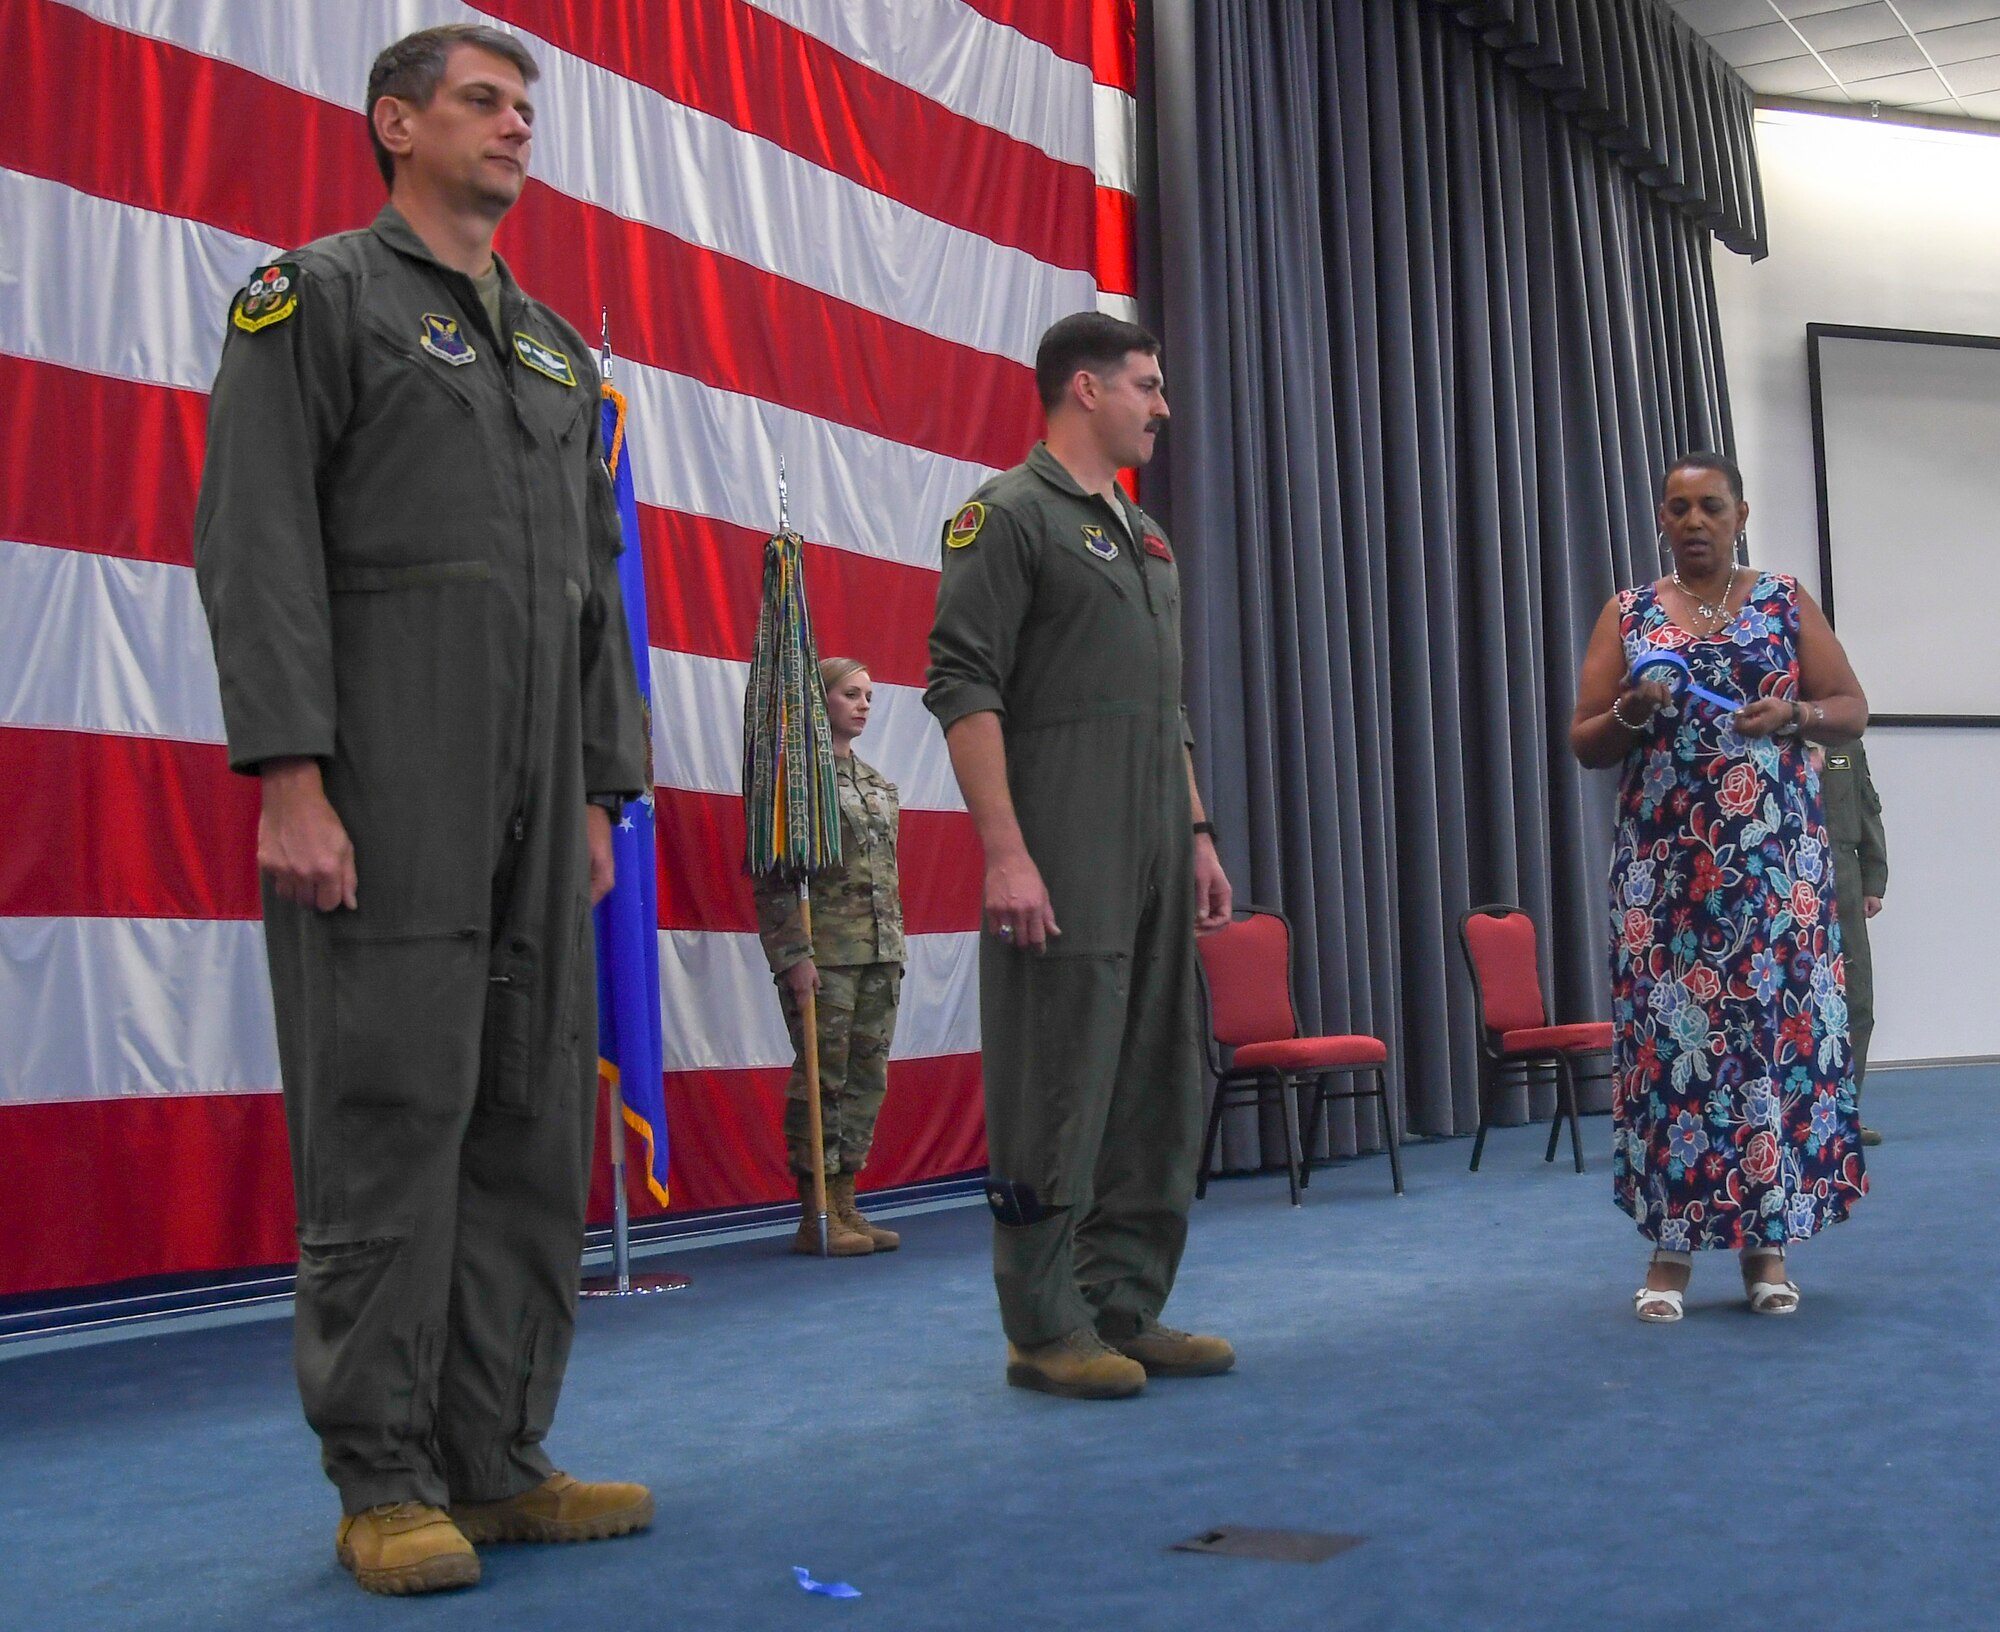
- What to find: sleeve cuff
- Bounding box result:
[924,681,1005,734]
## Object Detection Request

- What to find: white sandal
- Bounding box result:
[1741,1249,1800,1315]
[1634,1249,1690,1323]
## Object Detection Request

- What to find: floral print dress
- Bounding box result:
[1609,572,1866,1249]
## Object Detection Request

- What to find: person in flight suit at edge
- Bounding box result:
[194,24,652,1596]
[926,311,1237,1400]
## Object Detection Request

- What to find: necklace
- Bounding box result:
[1672,563,1738,629]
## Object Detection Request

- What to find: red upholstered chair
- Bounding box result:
[1194,907,1403,1207]
[1455,904,1612,1173]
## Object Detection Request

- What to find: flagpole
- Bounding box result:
[582,305,688,1299]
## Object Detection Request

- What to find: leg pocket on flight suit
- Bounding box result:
[331,932,481,1111]
[293,1219,416,1433]
[481,936,540,1116]
[983,949,1131,1206]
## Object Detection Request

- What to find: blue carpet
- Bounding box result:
[2,1064,1993,1631]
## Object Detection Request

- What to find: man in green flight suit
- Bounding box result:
[926,312,1236,1400]
[1819,740,1889,1145]
[194,25,651,1596]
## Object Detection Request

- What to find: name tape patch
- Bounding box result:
[513,331,576,387]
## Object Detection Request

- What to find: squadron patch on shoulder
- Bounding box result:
[419,313,477,366]
[1081,524,1119,561]
[513,331,576,387]
[946,501,986,549]
[231,261,300,333]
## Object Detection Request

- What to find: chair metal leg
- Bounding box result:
[1195,1075,1230,1201]
[1378,1068,1404,1195]
[1278,1073,1303,1206]
[1298,1077,1328,1190]
[1543,1061,1565,1164]
[1557,1053,1586,1173]
[1469,1055,1498,1172]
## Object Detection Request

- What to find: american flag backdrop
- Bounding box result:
[0,0,1138,1297]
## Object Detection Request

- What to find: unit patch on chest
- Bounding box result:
[513,331,576,387]
[1081,524,1119,561]
[419,313,477,366]
[231,262,300,333]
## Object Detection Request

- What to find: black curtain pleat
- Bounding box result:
[1143,0,1743,1170]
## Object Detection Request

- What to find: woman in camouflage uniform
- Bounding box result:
[756,658,907,1256]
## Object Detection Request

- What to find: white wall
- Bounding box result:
[1712,109,2000,1064]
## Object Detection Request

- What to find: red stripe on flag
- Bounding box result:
[658,1053,985,1213]
[641,508,945,688]
[481,0,1094,273]
[0,1094,296,1298]
[1095,186,1138,298]
[2,0,1043,472]
[955,0,1138,92]
[653,788,981,935]
[0,727,260,919]
[1093,0,1140,94]
[0,354,206,567]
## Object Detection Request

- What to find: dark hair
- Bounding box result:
[1034,311,1161,410]
[366,25,540,189]
[1659,451,1745,504]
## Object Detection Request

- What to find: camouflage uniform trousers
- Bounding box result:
[777,962,903,1177]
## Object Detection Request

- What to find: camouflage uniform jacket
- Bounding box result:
[756,752,905,972]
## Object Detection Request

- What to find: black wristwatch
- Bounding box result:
[586,792,626,814]
[1192,820,1218,841]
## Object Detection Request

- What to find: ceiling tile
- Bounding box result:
[1769,0,1879,18]
[1676,0,1789,34]
[1921,18,2000,62]
[1709,20,1816,61]
[1837,65,1954,99]
[1954,87,2000,115]
[1886,0,2000,30]
[1736,55,1844,90]
[1940,51,2000,91]
[1817,36,1933,76]
[1791,3,1908,49]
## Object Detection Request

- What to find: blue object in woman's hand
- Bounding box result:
[1628,649,1742,715]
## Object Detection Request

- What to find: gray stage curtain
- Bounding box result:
[1142,0,1743,1168]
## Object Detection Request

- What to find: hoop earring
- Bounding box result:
[1656,529,1671,572]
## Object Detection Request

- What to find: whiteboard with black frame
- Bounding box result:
[1808,324,2000,725]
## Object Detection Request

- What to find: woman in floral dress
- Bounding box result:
[1571,453,1871,1322]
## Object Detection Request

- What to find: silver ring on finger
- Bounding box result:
[997,923,1014,940]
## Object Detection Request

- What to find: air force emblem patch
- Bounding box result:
[1081,524,1119,561]
[419,313,476,366]
[946,502,986,550]
[513,331,576,387]
[232,262,300,333]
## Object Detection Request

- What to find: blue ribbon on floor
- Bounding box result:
[793,1566,862,1599]
[1628,649,1742,715]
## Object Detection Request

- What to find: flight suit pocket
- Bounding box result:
[481,936,540,1116]
[331,932,481,1110]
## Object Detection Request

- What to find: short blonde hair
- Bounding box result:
[819,657,868,692]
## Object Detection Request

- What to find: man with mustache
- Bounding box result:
[194,24,650,1595]
[927,312,1236,1399]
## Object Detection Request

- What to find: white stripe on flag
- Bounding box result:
[658,929,980,1072]
[739,0,1094,169]
[649,648,962,812]
[57,0,1097,364]
[0,917,280,1107]
[0,172,996,573]
[1093,82,1139,196]
[0,541,223,745]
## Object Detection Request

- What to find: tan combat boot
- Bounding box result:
[334,1502,480,1595]
[830,1171,899,1251]
[792,1174,874,1256]
[450,1472,654,1544]
[1004,1328,1147,1399]
[1098,1312,1236,1377]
